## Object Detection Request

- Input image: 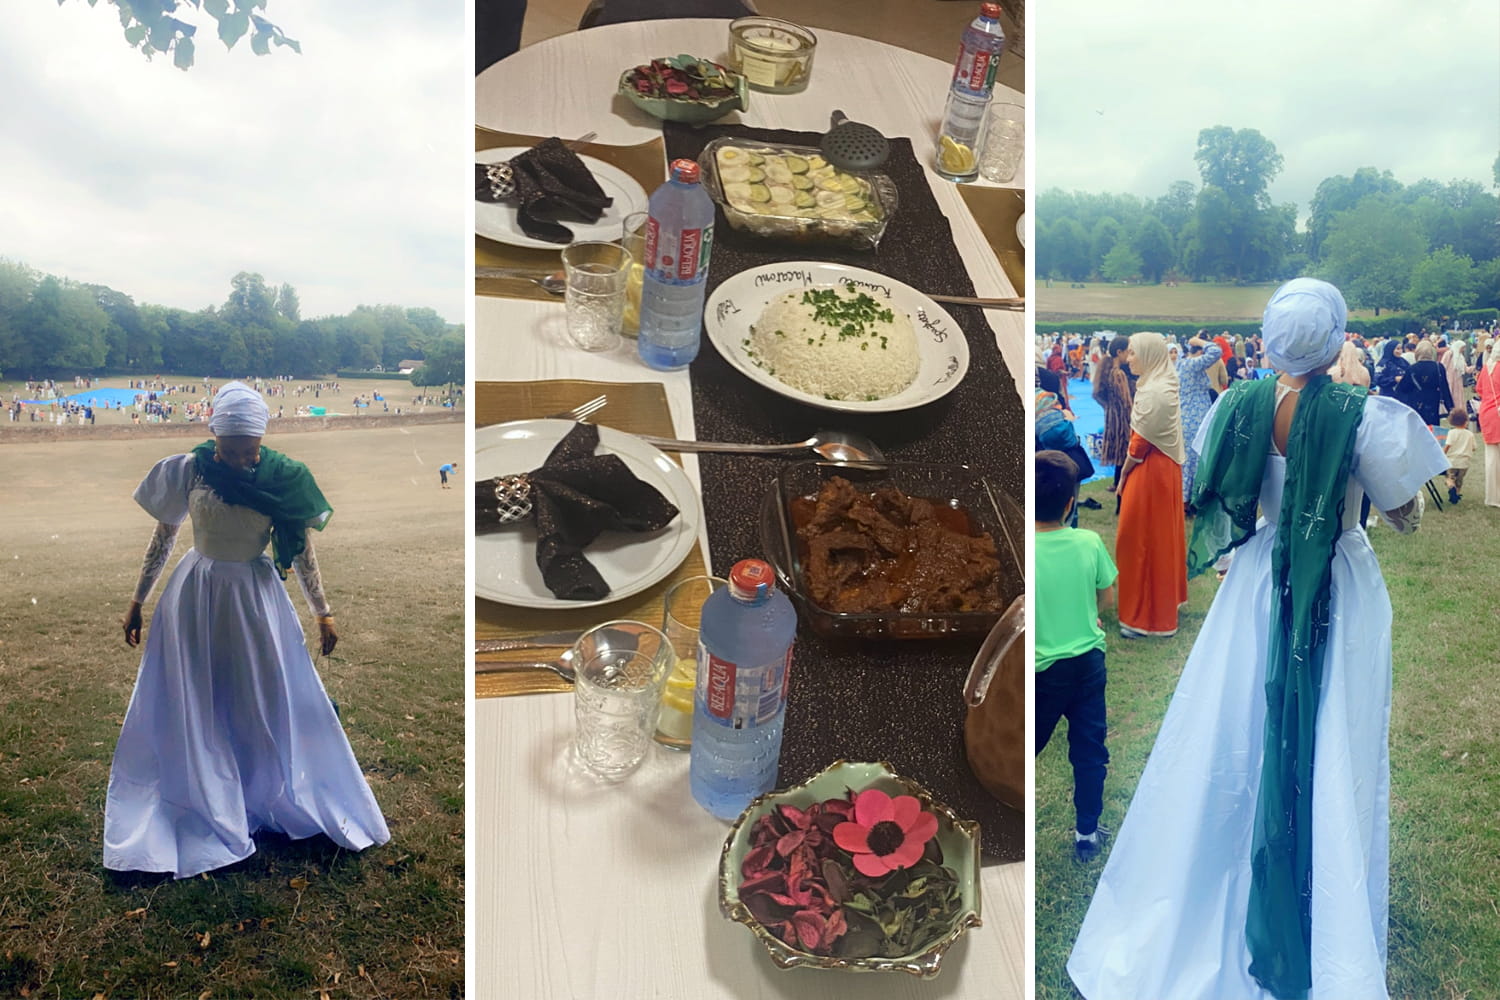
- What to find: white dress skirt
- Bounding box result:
[105,454,390,878]
[1068,395,1447,1000]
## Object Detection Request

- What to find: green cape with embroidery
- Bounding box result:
[1187,375,1367,999]
[191,441,331,578]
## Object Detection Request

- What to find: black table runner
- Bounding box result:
[665,122,1026,862]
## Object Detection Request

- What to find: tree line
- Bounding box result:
[0,262,465,385]
[1037,126,1500,318]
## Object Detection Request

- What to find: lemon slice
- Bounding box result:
[621,263,644,332]
[661,688,694,715]
[939,135,976,174]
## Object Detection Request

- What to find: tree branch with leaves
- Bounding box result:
[65,0,300,70]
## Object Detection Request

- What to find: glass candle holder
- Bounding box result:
[727,17,817,94]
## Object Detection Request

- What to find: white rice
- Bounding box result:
[745,288,919,400]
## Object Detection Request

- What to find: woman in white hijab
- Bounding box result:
[1114,331,1188,638]
[1069,279,1447,1000]
[107,382,389,878]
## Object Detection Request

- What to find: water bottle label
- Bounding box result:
[953,48,998,95]
[701,647,792,729]
[644,219,713,283]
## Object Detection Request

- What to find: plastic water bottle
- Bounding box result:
[936,3,1007,181]
[638,158,715,371]
[689,559,797,820]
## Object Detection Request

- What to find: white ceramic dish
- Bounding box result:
[1016,213,1026,248]
[473,419,702,609]
[703,262,971,414]
[475,147,649,250]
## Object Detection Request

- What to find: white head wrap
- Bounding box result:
[1261,278,1347,376]
[209,381,269,437]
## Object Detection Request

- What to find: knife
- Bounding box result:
[475,630,584,653]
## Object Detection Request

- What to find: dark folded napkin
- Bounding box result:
[476,423,680,601]
[475,137,614,244]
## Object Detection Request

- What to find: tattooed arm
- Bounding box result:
[123,521,179,646]
[293,537,338,655]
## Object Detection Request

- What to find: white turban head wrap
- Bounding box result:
[209,381,269,437]
[1261,278,1348,376]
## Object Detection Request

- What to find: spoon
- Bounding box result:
[635,430,885,462]
[475,267,565,294]
[474,647,577,682]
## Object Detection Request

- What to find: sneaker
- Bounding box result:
[1074,825,1112,864]
[1080,497,1103,510]
[1449,487,1460,504]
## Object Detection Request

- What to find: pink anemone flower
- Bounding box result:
[832,788,939,877]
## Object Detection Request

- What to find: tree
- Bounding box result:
[1191,127,1285,280]
[1404,247,1479,319]
[1089,217,1123,277]
[1101,243,1144,283]
[1130,217,1175,284]
[1151,181,1196,239]
[1050,218,1091,281]
[1305,168,1402,262]
[1318,196,1427,314]
[0,259,40,376]
[410,333,464,388]
[65,0,300,71]
[274,283,301,322]
[1194,126,1283,206]
[19,277,110,371]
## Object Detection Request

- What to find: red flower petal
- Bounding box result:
[853,788,894,827]
[741,844,776,877]
[823,907,848,946]
[792,911,824,951]
[852,850,894,877]
[906,809,939,847]
[891,794,922,831]
[777,803,810,829]
[776,829,806,857]
[884,835,926,870]
[832,821,871,853]
[738,870,786,897]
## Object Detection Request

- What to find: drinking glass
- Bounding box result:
[654,575,727,750]
[979,103,1024,184]
[571,620,674,780]
[560,241,632,352]
[619,212,649,339]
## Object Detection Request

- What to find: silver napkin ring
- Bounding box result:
[491,473,532,523]
[485,162,517,200]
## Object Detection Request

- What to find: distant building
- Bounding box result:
[398,359,424,375]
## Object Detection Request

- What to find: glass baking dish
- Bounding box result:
[698,136,899,251]
[758,460,1023,639]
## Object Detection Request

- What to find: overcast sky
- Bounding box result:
[1,0,464,322]
[1037,0,1500,223]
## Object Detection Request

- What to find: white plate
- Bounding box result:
[1017,213,1026,248]
[475,147,649,250]
[703,262,971,413]
[474,420,702,609]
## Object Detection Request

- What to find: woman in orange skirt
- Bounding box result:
[1115,332,1188,637]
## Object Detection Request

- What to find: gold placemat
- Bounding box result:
[957,185,1026,293]
[475,128,666,302]
[474,379,706,698]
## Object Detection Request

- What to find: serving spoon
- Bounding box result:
[636,430,885,462]
[475,267,566,294]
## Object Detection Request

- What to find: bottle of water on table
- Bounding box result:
[936,2,1007,180]
[690,559,797,821]
[638,158,715,371]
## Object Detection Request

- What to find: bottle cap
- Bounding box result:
[670,159,702,184]
[728,559,775,603]
[980,2,1002,18]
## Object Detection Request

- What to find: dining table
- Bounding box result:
[474,19,1027,1000]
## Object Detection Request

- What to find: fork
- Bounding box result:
[544,394,607,422]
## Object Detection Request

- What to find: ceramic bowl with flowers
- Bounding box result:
[618,55,748,124]
[718,759,981,977]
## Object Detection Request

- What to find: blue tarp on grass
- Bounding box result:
[21,387,150,407]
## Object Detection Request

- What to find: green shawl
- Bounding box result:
[1187,375,1367,999]
[191,440,332,578]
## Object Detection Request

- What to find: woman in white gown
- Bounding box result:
[1068,280,1447,1000]
[107,382,389,878]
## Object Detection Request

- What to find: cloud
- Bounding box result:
[0,0,465,322]
[1037,0,1499,220]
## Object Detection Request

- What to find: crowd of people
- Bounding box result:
[1036,279,1481,998]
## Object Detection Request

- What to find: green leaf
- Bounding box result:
[173,34,194,69]
[203,0,226,14]
[218,9,248,47]
[250,27,270,55]
[273,34,301,54]
[123,22,147,45]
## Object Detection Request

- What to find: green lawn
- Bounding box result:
[1036,450,1500,1000]
[1036,281,1391,323]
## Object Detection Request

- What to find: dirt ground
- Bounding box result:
[0,420,465,998]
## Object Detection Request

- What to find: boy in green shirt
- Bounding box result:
[1035,450,1118,863]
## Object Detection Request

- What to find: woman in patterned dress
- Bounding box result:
[1176,335,1224,504]
[1094,336,1134,493]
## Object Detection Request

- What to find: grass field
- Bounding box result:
[0,421,464,999]
[1035,450,1500,1000]
[1036,281,1393,323]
